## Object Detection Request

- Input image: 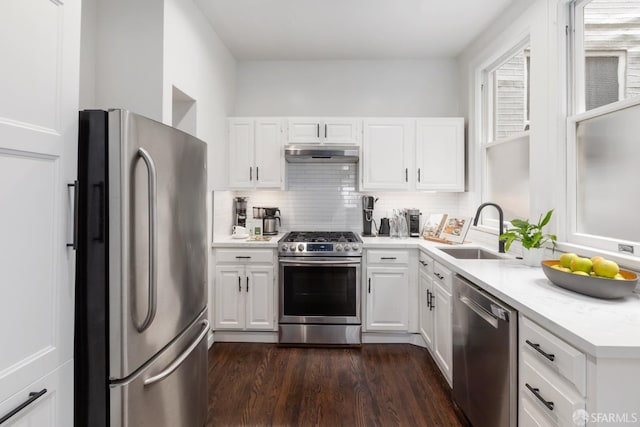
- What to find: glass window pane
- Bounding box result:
[576,103,640,242]
[492,49,529,140]
[485,136,530,222]
[586,56,620,110]
[582,0,640,110]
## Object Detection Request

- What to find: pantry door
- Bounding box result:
[0,0,80,420]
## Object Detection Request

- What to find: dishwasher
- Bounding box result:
[452,274,517,427]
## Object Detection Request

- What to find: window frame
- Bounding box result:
[477,36,531,232]
[566,0,640,258]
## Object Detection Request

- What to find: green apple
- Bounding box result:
[570,257,593,274]
[593,259,619,279]
[560,253,578,269]
[572,270,590,276]
[591,256,605,267]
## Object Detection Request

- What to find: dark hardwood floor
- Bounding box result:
[206,343,467,427]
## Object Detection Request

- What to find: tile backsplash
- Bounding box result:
[214,163,467,237]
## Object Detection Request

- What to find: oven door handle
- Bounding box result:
[279,258,361,265]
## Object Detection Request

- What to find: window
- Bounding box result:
[568,0,640,254]
[479,41,531,227]
[573,0,635,113]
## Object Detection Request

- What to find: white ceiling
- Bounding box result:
[195,0,515,60]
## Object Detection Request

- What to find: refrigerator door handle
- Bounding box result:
[143,319,210,387]
[136,147,158,332]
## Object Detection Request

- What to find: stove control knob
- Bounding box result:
[343,244,351,252]
[336,244,344,251]
[297,244,305,252]
[289,244,297,251]
[351,244,360,251]
[280,244,287,252]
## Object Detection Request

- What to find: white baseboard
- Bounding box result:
[213,331,279,343]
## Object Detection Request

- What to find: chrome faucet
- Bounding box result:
[473,202,505,253]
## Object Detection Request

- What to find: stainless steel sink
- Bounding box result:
[438,247,506,260]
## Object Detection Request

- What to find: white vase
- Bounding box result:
[522,247,545,267]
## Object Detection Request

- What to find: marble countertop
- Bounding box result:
[213,232,640,357]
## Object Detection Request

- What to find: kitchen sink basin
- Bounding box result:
[438,247,506,260]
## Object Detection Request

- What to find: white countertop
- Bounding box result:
[213,233,640,358]
[212,233,283,248]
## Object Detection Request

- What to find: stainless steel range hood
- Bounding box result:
[284,145,359,163]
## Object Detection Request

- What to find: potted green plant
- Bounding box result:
[499,209,557,266]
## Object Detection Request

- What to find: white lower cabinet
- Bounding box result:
[432,279,452,382]
[419,267,435,348]
[0,360,73,427]
[366,267,409,331]
[214,249,276,331]
[365,250,413,332]
[519,316,586,427]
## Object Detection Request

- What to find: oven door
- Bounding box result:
[279,257,361,324]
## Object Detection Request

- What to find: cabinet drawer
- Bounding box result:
[433,262,452,293]
[520,392,558,427]
[520,352,585,426]
[418,251,434,275]
[215,249,274,264]
[521,317,586,396]
[367,250,409,265]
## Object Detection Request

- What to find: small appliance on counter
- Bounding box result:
[234,197,247,228]
[362,196,378,236]
[259,207,281,235]
[405,208,421,237]
[378,218,390,236]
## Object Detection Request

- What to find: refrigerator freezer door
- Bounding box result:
[110,310,209,427]
[108,110,208,379]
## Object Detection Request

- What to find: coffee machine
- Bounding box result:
[362,196,378,236]
[405,208,421,237]
[262,207,281,236]
[234,197,247,228]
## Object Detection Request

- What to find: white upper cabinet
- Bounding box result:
[416,118,465,191]
[228,118,283,189]
[361,119,414,190]
[0,0,80,423]
[286,118,361,145]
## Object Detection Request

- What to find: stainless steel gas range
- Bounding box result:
[278,231,362,345]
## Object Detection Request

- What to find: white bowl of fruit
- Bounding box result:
[541,254,637,299]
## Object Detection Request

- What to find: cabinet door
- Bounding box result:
[214,266,245,329]
[416,118,464,191]
[228,119,255,188]
[362,119,414,190]
[419,269,435,350]
[0,0,79,409]
[287,118,321,144]
[245,265,275,330]
[0,360,73,427]
[366,267,409,331]
[433,281,453,383]
[254,119,283,189]
[323,119,361,144]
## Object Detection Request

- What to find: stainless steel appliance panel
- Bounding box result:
[108,110,207,379]
[279,324,362,345]
[452,274,517,427]
[279,257,361,325]
[110,310,209,427]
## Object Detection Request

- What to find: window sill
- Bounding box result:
[486,130,530,148]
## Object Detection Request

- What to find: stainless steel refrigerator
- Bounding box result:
[74,109,209,427]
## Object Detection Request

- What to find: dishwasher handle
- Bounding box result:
[459,296,499,329]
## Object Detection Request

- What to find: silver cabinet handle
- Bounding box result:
[418,168,421,183]
[459,296,498,328]
[256,167,259,181]
[324,123,327,138]
[249,167,252,181]
[67,181,78,249]
[405,168,408,182]
[137,147,158,332]
[316,123,320,138]
[144,320,210,386]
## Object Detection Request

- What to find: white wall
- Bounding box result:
[234,60,460,116]
[163,0,237,190]
[93,0,165,121]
